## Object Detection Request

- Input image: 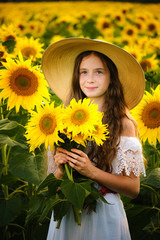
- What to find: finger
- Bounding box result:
[56,147,66,153]
[66,156,79,166]
[68,161,77,169]
[71,149,86,157]
[55,152,67,157]
[57,159,68,164]
[65,151,81,160]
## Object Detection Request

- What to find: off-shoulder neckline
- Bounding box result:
[119,136,139,142]
[120,136,137,139]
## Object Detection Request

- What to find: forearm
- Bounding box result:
[90,165,140,199]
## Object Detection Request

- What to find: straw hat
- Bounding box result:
[42,38,145,109]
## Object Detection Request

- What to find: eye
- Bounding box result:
[80,71,87,75]
[97,70,103,74]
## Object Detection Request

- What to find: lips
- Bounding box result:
[86,87,98,90]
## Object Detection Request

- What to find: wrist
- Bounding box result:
[88,165,98,180]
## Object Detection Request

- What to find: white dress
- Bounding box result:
[46,136,146,240]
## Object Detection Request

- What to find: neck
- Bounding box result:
[89,97,105,112]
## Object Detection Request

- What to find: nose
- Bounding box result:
[86,73,95,83]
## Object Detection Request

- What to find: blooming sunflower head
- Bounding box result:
[0,51,49,112]
[62,98,103,138]
[140,54,159,72]
[91,123,109,146]
[131,85,160,146]
[0,24,18,43]
[25,102,64,151]
[15,36,44,61]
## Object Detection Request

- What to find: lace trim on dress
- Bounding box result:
[47,150,58,175]
[112,137,146,177]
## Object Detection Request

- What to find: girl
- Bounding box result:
[42,38,146,240]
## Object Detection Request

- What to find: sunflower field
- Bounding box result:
[0,1,160,239]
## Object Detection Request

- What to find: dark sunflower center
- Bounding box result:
[10,68,38,96]
[5,35,15,41]
[142,102,160,129]
[148,23,156,31]
[127,29,134,36]
[0,51,4,57]
[18,24,25,31]
[140,60,151,72]
[72,110,88,125]
[131,53,137,59]
[102,22,110,29]
[39,114,57,135]
[21,47,37,58]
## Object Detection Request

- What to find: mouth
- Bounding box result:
[85,87,98,90]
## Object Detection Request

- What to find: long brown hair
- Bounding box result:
[69,51,131,172]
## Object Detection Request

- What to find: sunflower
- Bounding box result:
[25,102,64,151]
[140,54,159,72]
[122,24,138,39]
[0,24,19,43]
[96,16,112,32]
[123,44,144,62]
[145,19,159,36]
[91,123,109,146]
[0,51,49,112]
[15,36,44,61]
[131,86,160,145]
[62,98,103,138]
[71,133,88,147]
[50,35,65,44]
[0,44,8,67]
[26,20,45,38]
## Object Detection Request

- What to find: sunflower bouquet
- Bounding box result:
[25,98,109,228]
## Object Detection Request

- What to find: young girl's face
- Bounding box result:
[79,53,110,103]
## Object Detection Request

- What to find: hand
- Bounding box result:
[54,147,69,173]
[59,148,95,178]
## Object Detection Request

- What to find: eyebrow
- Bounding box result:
[80,67,105,70]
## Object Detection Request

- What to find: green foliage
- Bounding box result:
[145,69,160,92]
[26,164,108,229]
[0,101,48,239]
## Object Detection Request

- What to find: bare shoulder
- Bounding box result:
[121,117,136,137]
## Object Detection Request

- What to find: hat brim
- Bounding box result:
[42,38,145,109]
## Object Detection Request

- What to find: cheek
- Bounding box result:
[79,78,85,87]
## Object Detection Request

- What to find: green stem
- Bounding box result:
[2,144,8,199]
[72,206,81,226]
[27,182,33,198]
[6,146,11,163]
[65,163,74,182]
[56,219,62,229]
[8,190,28,199]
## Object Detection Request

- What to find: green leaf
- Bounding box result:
[0,134,27,148]
[0,119,19,131]
[60,180,86,209]
[0,173,19,186]
[0,196,22,226]
[9,153,47,185]
[25,195,47,224]
[127,204,159,232]
[37,173,62,193]
[39,195,67,222]
[2,39,16,53]
[141,168,160,189]
[49,90,63,107]
[53,200,70,221]
[78,180,92,198]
